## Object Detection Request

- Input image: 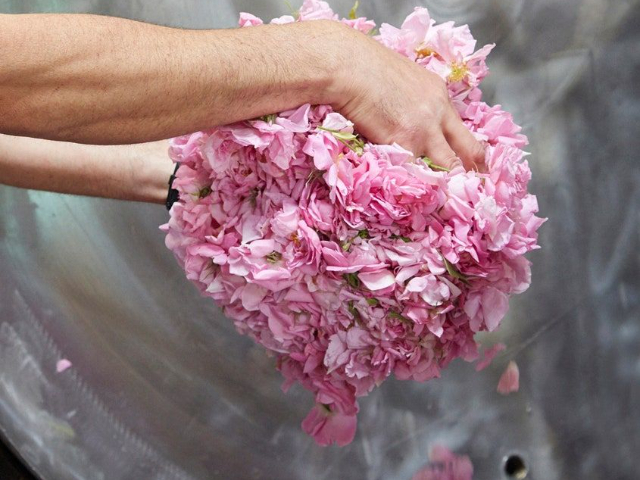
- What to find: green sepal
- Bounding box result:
[343,272,361,289]
[390,234,412,243]
[443,257,471,285]
[421,156,451,172]
[349,0,359,20]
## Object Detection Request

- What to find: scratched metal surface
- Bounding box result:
[0,0,639,479]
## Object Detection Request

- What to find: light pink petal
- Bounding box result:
[395,265,422,284]
[497,360,520,395]
[359,270,396,291]
[298,0,337,21]
[241,215,262,243]
[278,104,311,132]
[406,276,428,292]
[341,17,377,35]
[482,287,509,331]
[238,12,263,27]
[263,306,294,342]
[301,405,357,447]
[56,359,72,373]
[401,7,433,44]
[325,411,357,446]
[252,268,291,281]
[303,133,336,170]
[345,327,371,349]
[247,239,275,257]
[321,112,353,132]
[324,335,349,371]
[269,15,296,25]
[475,343,506,371]
[270,204,300,237]
[240,283,268,311]
[229,126,270,148]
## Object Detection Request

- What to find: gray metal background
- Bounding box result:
[0,0,638,479]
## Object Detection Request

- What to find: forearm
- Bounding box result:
[0,14,345,144]
[0,134,172,203]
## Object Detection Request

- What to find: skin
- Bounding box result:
[0,14,484,203]
[0,135,172,203]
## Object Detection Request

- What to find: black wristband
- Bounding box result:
[165,163,180,211]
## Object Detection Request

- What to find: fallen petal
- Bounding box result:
[497,360,520,395]
[56,359,72,373]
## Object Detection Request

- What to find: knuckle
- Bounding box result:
[433,80,450,102]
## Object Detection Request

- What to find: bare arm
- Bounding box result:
[0,134,172,204]
[0,14,339,145]
[0,14,483,169]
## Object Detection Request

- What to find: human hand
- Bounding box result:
[325,22,485,171]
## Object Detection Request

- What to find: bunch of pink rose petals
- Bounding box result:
[161,0,544,446]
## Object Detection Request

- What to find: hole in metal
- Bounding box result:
[504,454,528,479]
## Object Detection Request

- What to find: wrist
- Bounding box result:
[128,141,174,204]
[305,20,359,108]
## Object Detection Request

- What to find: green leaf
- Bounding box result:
[265,251,282,264]
[343,229,370,252]
[388,311,412,324]
[284,0,300,19]
[390,234,412,243]
[318,126,356,142]
[259,113,278,124]
[420,156,451,172]
[366,297,379,306]
[347,301,363,324]
[443,257,471,285]
[348,0,359,20]
[317,126,365,155]
[343,272,361,289]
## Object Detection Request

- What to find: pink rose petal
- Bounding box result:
[359,270,396,291]
[411,444,473,480]
[475,343,506,371]
[301,404,357,447]
[56,359,72,373]
[497,360,520,395]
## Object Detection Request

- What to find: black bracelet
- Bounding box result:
[165,163,180,211]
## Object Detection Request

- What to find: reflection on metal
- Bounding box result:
[1,1,638,479]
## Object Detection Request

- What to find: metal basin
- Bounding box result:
[1,0,638,478]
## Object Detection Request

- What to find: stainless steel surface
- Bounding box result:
[1,0,639,479]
